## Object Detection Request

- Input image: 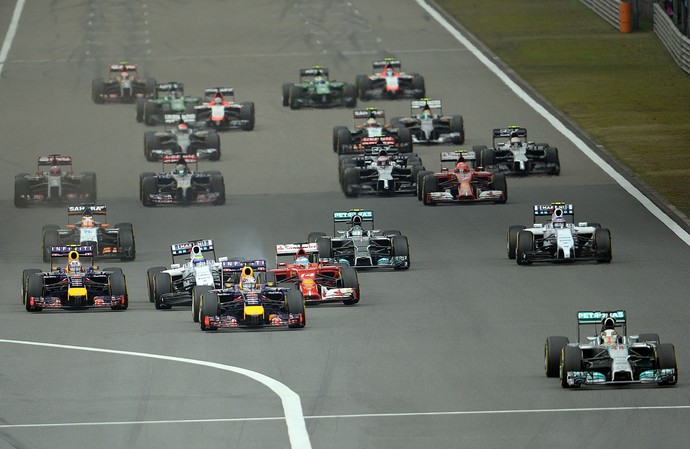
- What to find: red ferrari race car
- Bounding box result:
[270,243,360,306]
[417,150,507,206]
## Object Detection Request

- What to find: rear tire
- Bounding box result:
[144,131,159,161]
[343,168,360,198]
[143,100,157,126]
[307,232,326,243]
[398,127,413,153]
[14,174,29,208]
[282,83,292,107]
[136,98,146,122]
[343,83,357,108]
[449,115,465,144]
[42,227,60,263]
[545,146,560,175]
[316,237,332,260]
[80,172,97,201]
[117,224,136,261]
[92,79,105,104]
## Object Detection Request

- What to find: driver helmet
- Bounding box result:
[68,259,82,273]
[510,136,522,146]
[214,95,223,105]
[175,163,189,175]
[240,275,256,291]
[49,165,62,176]
[81,213,95,228]
[314,75,325,85]
[603,329,618,345]
[385,66,394,76]
[455,162,469,173]
[366,117,378,127]
[552,216,566,229]
[295,256,310,268]
[421,107,433,120]
[377,155,390,166]
[192,253,205,265]
[121,71,129,80]
[169,90,178,99]
[177,122,189,133]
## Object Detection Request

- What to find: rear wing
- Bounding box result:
[353,108,385,120]
[163,113,196,124]
[161,155,198,171]
[299,67,329,78]
[411,98,441,112]
[493,126,527,139]
[221,259,267,273]
[68,204,107,216]
[38,154,72,166]
[276,243,318,256]
[440,150,476,162]
[373,59,401,70]
[577,310,627,341]
[171,239,214,257]
[204,87,235,101]
[156,82,184,92]
[50,245,94,258]
[109,63,137,72]
[333,209,373,223]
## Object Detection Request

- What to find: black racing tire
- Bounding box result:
[26,272,44,312]
[638,333,660,344]
[42,227,60,263]
[80,172,97,201]
[92,78,106,104]
[545,336,569,378]
[507,225,526,260]
[307,232,326,243]
[135,97,147,122]
[594,228,612,263]
[14,174,29,208]
[411,73,425,98]
[139,172,155,201]
[146,266,165,303]
[471,145,486,169]
[449,115,465,144]
[398,126,413,153]
[343,167,360,197]
[492,173,507,204]
[421,174,438,206]
[560,345,583,388]
[355,74,370,100]
[192,285,211,323]
[144,131,159,161]
[332,126,349,153]
[22,269,41,306]
[109,272,129,310]
[480,147,496,167]
[339,163,355,186]
[200,290,219,331]
[391,235,410,270]
[516,230,534,265]
[343,83,357,108]
[545,146,560,175]
[339,266,360,305]
[416,170,433,201]
[410,165,425,186]
[316,236,332,260]
[153,272,173,310]
[286,287,306,328]
[210,173,226,205]
[117,224,136,261]
[656,343,678,385]
[282,83,292,107]
[142,176,158,207]
[143,100,157,126]
[240,101,255,130]
[288,85,302,110]
[336,127,352,155]
[206,131,221,161]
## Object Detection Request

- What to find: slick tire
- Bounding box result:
[545,336,569,378]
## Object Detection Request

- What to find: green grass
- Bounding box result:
[436,0,690,217]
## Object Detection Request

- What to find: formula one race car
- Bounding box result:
[22,246,129,311]
[391,99,465,145]
[282,66,357,109]
[312,209,410,270]
[143,114,220,161]
[474,126,560,175]
[92,62,156,104]
[41,204,135,262]
[139,155,225,206]
[199,260,306,331]
[507,202,612,265]
[545,310,677,388]
[193,87,255,131]
[339,147,426,197]
[355,58,425,100]
[146,239,228,314]
[416,150,507,205]
[14,154,96,208]
[332,108,413,155]
[136,82,202,126]
[270,243,360,305]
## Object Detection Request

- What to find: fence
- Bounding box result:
[580,0,621,28]
[653,3,690,74]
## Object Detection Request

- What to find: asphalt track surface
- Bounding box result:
[0,1,689,448]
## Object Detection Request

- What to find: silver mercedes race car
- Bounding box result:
[545,310,678,388]
[507,202,612,265]
[391,99,464,145]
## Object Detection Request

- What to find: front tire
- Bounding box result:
[545,336,569,378]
